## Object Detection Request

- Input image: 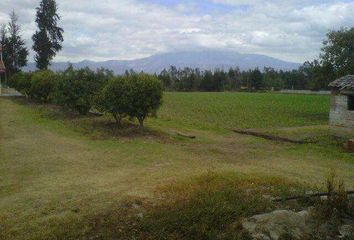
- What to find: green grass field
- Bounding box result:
[0,92,353,239]
[158,92,329,131]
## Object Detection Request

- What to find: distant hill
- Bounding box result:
[23,49,301,74]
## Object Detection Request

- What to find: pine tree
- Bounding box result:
[0,25,9,64]
[32,0,64,70]
[6,11,29,76]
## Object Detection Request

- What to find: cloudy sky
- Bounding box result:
[0,0,353,63]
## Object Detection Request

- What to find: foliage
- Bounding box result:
[155,28,353,92]
[0,11,28,78]
[96,76,129,125]
[28,70,57,102]
[249,68,264,90]
[97,73,163,127]
[54,65,110,115]
[125,73,163,128]
[321,27,354,78]
[32,0,64,70]
[9,71,32,95]
[157,65,321,92]
[314,171,350,220]
[300,60,335,91]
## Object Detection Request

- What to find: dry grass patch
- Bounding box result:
[86,172,309,240]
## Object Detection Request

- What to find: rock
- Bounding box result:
[132,203,141,209]
[339,225,354,239]
[241,210,310,240]
[320,196,328,201]
[318,222,337,237]
[262,194,273,200]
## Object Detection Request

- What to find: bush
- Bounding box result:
[96,76,129,125]
[10,72,32,95]
[54,66,108,115]
[98,73,163,128]
[28,70,57,102]
[126,73,163,128]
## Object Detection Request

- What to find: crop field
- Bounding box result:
[158,92,329,130]
[0,92,353,239]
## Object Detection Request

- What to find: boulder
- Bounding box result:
[339,225,354,239]
[241,209,310,240]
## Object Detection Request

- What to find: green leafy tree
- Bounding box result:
[158,69,172,90]
[54,66,108,115]
[126,73,163,128]
[249,68,263,90]
[300,60,334,90]
[32,0,64,70]
[321,27,354,78]
[10,72,32,95]
[97,77,129,125]
[200,70,214,91]
[263,67,284,90]
[28,70,57,102]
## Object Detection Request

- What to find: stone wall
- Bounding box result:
[280,90,330,95]
[329,94,354,138]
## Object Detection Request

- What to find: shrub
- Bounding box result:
[96,76,129,125]
[54,66,106,115]
[314,171,349,220]
[126,73,163,128]
[28,70,57,102]
[10,72,32,95]
[97,73,163,128]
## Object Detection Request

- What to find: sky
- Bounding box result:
[0,0,353,63]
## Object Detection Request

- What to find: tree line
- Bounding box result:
[157,27,353,92]
[157,65,323,92]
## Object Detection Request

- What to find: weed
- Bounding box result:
[87,172,305,240]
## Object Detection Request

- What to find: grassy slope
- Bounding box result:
[0,93,353,239]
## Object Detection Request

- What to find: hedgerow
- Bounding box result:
[10,67,163,129]
[96,73,163,128]
[54,65,111,115]
[28,70,57,102]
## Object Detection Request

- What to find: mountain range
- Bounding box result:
[23,49,301,74]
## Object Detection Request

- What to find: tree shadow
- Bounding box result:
[9,97,171,142]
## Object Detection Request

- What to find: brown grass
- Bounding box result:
[0,95,353,239]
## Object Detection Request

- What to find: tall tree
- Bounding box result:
[249,68,263,90]
[6,11,29,76]
[320,27,354,78]
[32,0,64,70]
[0,24,9,65]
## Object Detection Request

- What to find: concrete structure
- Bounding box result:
[328,75,354,138]
[280,90,330,95]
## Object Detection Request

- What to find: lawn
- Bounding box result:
[0,92,353,239]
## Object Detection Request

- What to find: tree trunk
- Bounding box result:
[138,117,144,129]
[113,113,122,126]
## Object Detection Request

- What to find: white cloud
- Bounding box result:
[0,0,353,63]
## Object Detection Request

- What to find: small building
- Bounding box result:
[328,75,354,138]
